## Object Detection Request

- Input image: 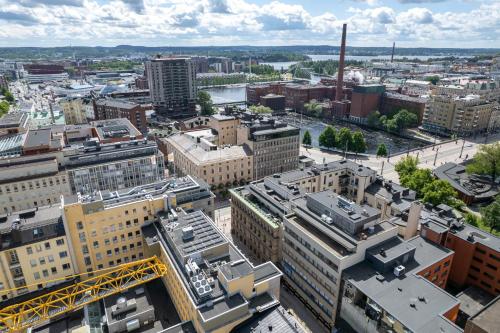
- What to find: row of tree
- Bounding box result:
[1,87,14,104]
[367,109,418,134]
[306,126,367,153]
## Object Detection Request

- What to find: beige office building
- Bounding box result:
[62,176,215,274]
[0,206,76,301]
[165,130,253,189]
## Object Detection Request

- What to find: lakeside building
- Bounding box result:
[145,57,197,119]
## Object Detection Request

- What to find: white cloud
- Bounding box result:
[0,0,497,47]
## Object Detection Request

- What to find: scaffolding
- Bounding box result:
[0,256,167,332]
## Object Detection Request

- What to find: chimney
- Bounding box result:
[391,42,395,63]
[335,23,347,102]
[405,201,422,240]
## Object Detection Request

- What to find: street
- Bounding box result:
[300,133,500,183]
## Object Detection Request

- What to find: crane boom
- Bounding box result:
[0,256,167,332]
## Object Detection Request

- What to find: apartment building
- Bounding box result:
[420,204,500,296]
[145,57,197,119]
[237,119,300,179]
[0,206,76,301]
[62,176,214,274]
[142,209,282,333]
[282,190,398,328]
[165,130,253,189]
[423,94,495,136]
[340,236,460,333]
[60,97,88,125]
[230,161,420,265]
[94,99,147,134]
[230,176,303,263]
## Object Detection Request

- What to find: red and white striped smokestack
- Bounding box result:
[335,23,347,101]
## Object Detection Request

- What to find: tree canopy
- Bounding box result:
[302,130,312,146]
[466,143,500,181]
[395,156,419,178]
[197,90,215,116]
[351,131,367,153]
[337,127,353,151]
[481,195,500,233]
[421,180,457,206]
[249,105,273,114]
[376,143,388,157]
[400,168,433,195]
[318,126,336,149]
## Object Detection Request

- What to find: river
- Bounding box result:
[261,54,465,70]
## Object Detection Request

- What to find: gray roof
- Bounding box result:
[232,305,307,333]
[345,237,461,333]
[24,128,51,149]
[95,98,139,110]
[456,286,496,318]
[434,162,499,200]
[466,296,500,333]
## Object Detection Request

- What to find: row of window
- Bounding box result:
[33,263,71,280]
[26,239,65,255]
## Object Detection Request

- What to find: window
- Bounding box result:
[30,259,37,267]
[42,270,49,278]
[26,247,33,255]
[107,250,112,257]
[133,218,139,225]
[96,253,102,261]
[109,261,114,266]
[62,263,71,271]
[76,222,84,230]
[93,241,99,249]
[105,238,110,246]
[34,272,40,280]
[51,267,57,274]
[48,255,54,263]
[59,251,68,259]
[97,264,104,269]
[84,257,92,266]
[44,242,51,250]
[56,239,65,246]
[39,257,46,265]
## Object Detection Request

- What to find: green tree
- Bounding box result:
[197,90,215,116]
[480,196,500,233]
[426,76,440,85]
[400,168,433,197]
[336,127,353,151]
[464,212,480,227]
[249,105,273,114]
[376,143,388,157]
[395,156,419,179]
[385,118,399,133]
[318,126,336,149]
[0,100,9,115]
[302,130,312,146]
[393,109,418,130]
[351,131,367,153]
[304,101,323,118]
[466,143,500,181]
[367,111,381,128]
[421,180,457,206]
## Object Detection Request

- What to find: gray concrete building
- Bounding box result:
[145,57,197,119]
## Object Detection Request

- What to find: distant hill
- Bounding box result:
[0,45,498,61]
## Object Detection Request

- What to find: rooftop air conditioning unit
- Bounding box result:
[394,265,406,277]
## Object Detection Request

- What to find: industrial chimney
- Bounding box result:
[335,23,347,102]
[391,42,395,63]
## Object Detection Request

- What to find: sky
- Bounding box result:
[0,0,498,48]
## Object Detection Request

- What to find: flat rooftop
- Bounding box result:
[143,210,282,322]
[466,296,500,333]
[457,286,496,318]
[64,175,211,207]
[344,236,461,333]
[233,305,307,333]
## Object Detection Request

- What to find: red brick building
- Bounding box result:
[420,206,500,296]
[94,99,148,134]
[349,84,385,123]
[380,92,426,124]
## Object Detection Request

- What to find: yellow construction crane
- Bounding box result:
[0,256,167,333]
